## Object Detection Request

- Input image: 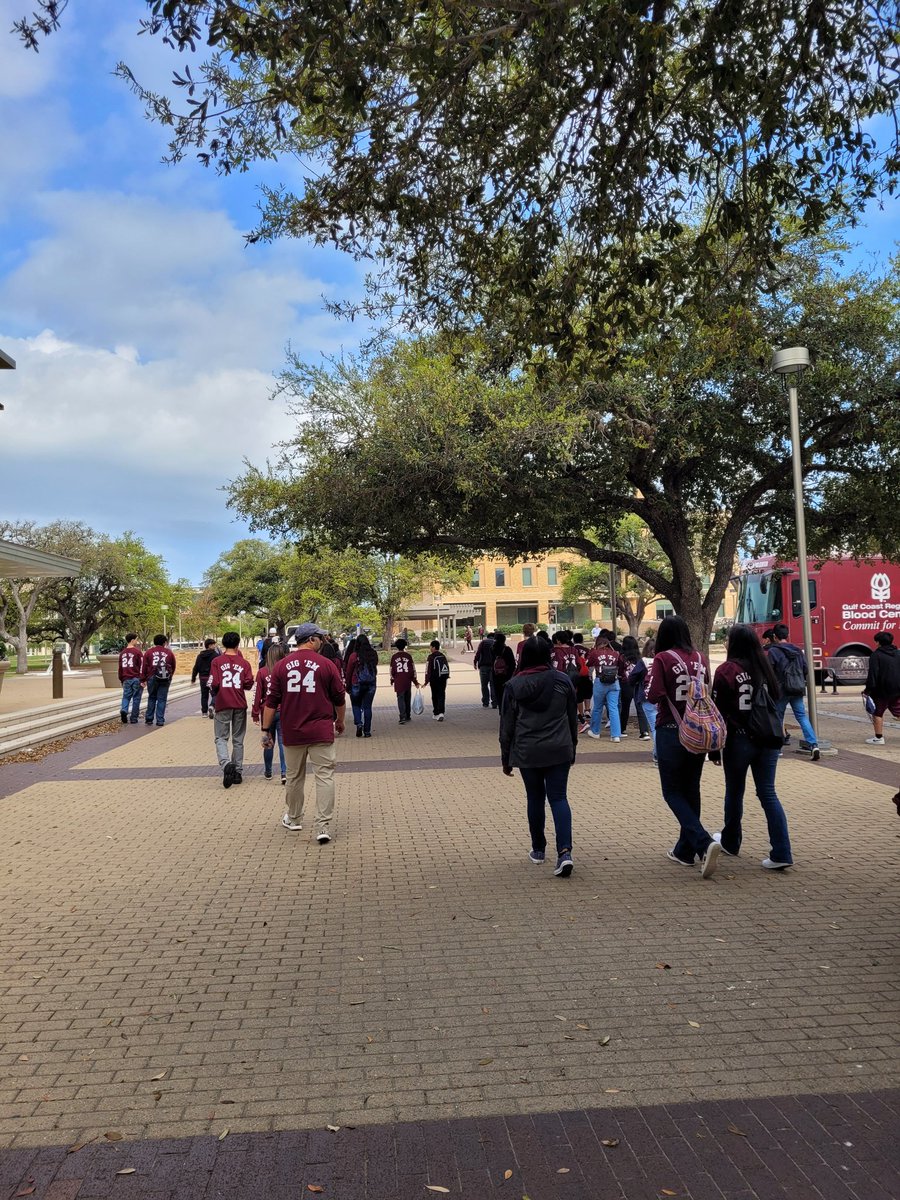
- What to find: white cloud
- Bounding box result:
[0,0,71,99]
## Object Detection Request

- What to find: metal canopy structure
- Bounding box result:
[0,348,15,370]
[0,539,80,579]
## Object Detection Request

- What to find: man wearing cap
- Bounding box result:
[262,622,346,842]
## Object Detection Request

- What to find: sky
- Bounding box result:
[1,2,898,585]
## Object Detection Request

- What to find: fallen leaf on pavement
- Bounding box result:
[15,1188,35,1197]
[117,1169,136,1175]
[307,1187,325,1194]
[656,963,671,970]
[557,1167,570,1173]
[604,1088,620,1094]
[482,1007,491,1014]
[218,1128,229,1141]
[726,1124,747,1137]
[104,1131,123,1141]
[425,1188,450,1194]
[554,1014,567,1022]
[504,1169,513,1179]
[599,1036,611,1046]
[349,1000,365,1005]
[575,1023,589,1030]
[687,1021,701,1029]
[478,1057,494,1066]
[66,1137,98,1155]
[151,1071,167,1081]
[326,1125,340,1132]
[662,1190,678,1196]
[600,1138,620,1148]
[17,1055,29,1062]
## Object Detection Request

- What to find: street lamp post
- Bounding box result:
[770,347,827,754]
[160,604,169,637]
[238,610,246,644]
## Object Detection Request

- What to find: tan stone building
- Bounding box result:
[404,552,738,639]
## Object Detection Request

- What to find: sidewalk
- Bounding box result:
[1,672,898,1197]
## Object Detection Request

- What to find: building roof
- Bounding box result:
[0,539,80,579]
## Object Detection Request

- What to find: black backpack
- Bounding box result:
[746,682,785,749]
[774,646,806,697]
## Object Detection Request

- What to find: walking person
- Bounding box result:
[586,632,624,741]
[141,634,176,727]
[765,624,820,759]
[571,632,593,733]
[344,633,378,737]
[628,637,658,759]
[491,631,516,712]
[646,616,720,877]
[390,637,420,723]
[474,630,496,707]
[118,634,143,724]
[863,630,900,745]
[500,636,578,877]
[209,631,255,788]
[191,638,219,719]
[463,626,474,653]
[711,624,793,869]
[262,623,346,841]
[424,639,451,720]
[252,643,287,782]
[515,622,537,667]
[619,635,651,738]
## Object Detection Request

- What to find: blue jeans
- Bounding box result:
[263,712,287,776]
[519,762,573,855]
[120,677,142,722]
[351,684,375,734]
[655,725,712,862]
[590,680,621,736]
[641,700,657,754]
[775,695,817,746]
[721,730,792,863]
[145,678,171,725]
[479,667,495,707]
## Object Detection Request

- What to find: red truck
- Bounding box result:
[736,555,900,683]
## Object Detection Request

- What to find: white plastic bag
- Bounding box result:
[411,688,424,716]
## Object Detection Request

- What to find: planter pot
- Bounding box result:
[0,660,8,695]
[98,654,121,689]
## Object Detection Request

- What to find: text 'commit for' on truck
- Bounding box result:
[737,555,900,684]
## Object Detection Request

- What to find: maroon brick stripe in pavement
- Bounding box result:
[2,1089,898,1200]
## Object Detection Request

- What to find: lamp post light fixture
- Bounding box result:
[769,346,829,755]
[160,604,169,637]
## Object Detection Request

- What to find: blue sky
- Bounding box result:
[1,1,898,584]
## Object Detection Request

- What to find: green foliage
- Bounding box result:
[97,635,126,654]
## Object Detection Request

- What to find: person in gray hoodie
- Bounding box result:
[499,635,578,876]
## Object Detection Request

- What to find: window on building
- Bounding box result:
[557,605,575,624]
[471,568,480,588]
[656,604,674,620]
[547,566,558,585]
[522,567,533,586]
[495,567,506,587]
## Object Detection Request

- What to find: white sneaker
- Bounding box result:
[432,714,440,720]
[587,730,601,739]
[700,841,721,879]
[316,831,332,844]
[866,735,885,745]
[281,814,303,831]
[619,732,629,738]
[437,714,444,721]
[611,736,621,743]
[762,857,792,870]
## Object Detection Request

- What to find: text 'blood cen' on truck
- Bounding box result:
[736,555,900,683]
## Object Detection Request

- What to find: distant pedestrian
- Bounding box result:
[390,638,420,723]
[424,639,451,720]
[474,631,496,708]
[491,632,516,712]
[619,635,650,739]
[515,622,537,667]
[628,637,658,758]
[586,632,625,741]
[118,634,143,724]
[500,636,577,877]
[464,626,474,652]
[191,638,218,719]
[571,632,593,731]
[252,643,287,783]
[766,624,819,759]
[551,630,581,685]
[209,631,254,788]
[262,623,346,841]
[591,623,601,641]
[645,615,720,877]
[344,634,378,737]
[863,630,900,746]
[141,634,176,727]
[259,626,279,668]
[477,625,485,640]
[711,624,793,869]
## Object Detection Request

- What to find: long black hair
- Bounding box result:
[519,636,552,669]
[620,634,641,663]
[655,616,694,654]
[355,633,378,667]
[727,624,780,697]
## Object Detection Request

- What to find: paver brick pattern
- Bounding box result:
[1,674,899,1152]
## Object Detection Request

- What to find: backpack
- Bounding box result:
[598,658,618,684]
[746,682,785,749]
[775,647,806,697]
[561,650,580,680]
[493,650,509,678]
[357,659,376,685]
[666,654,727,754]
[433,653,450,678]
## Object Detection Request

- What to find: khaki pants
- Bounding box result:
[283,741,336,834]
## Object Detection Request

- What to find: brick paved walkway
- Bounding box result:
[2,668,898,1197]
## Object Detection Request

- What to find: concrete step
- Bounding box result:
[0,680,194,758]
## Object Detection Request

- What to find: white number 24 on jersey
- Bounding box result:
[287,667,318,694]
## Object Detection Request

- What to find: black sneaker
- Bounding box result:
[355,726,363,738]
[223,763,236,789]
[120,712,128,724]
[233,771,243,785]
[264,770,272,779]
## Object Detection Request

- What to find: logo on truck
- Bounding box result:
[870,572,891,602]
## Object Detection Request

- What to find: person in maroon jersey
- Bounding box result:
[390,637,420,723]
[140,634,177,727]
[209,631,255,788]
[262,622,346,841]
[711,625,793,869]
[645,616,720,877]
[118,633,143,724]
[586,633,625,740]
[252,642,287,783]
[571,632,593,732]
[515,622,537,667]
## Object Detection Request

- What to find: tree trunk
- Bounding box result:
[69,638,84,667]
[16,612,28,674]
[382,614,395,649]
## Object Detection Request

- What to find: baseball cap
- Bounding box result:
[294,622,328,642]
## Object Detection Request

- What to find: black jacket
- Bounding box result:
[499,666,578,769]
[865,645,900,699]
[191,648,217,681]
